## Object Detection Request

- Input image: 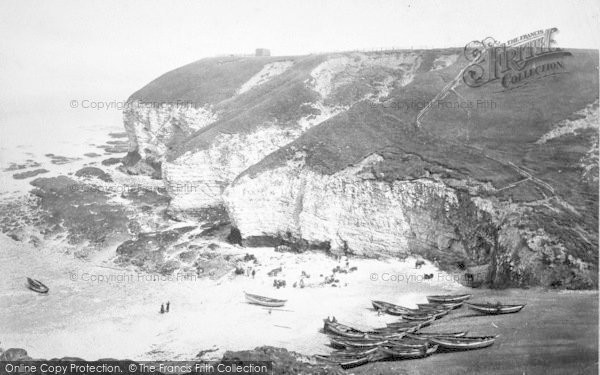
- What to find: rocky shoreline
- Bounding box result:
[0,347,344,375]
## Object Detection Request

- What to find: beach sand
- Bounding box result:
[1,232,597,374]
[356,289,599,375]
[0,233,466,360]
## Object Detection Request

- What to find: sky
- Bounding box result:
[0,0,598,119]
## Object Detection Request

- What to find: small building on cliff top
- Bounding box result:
[255,48,270,56]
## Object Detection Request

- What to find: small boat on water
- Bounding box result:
[426,293,471,303]
[244,292,286,307]
[26,278,49,294]
[429,335,497,350]
[466,302,526,315]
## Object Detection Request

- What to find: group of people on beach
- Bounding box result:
[159,301,170,314]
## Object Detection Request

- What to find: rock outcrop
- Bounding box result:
[123,48,599,288]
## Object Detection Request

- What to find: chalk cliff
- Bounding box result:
[123,48,599,288]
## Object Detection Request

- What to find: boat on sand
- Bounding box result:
[426,294,471,303]
[324,318,405,339]
[417,302,464,310]
[466,302,526,315]
[26,277,49,294]
[381,344,439,359]
[244,292,286,307]
[429,335,497,350]
[406,331,468,339]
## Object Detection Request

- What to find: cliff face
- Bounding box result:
[122,102,217,177]
[124,48,599,288]
[161,52,427,217]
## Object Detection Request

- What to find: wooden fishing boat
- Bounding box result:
[381,344,439,359]
[381,320,427,332]
[426,293,471,303]
[417,302,464,310]
[320,351,386,369]
[329,347,379,357]
[375,325,421,334]
[382,320,421,328]
[466,302,525,315]
[373,300,448,315]
[324,318,404,339]
[429,335,497,350]
[416,305,451,313]
[372,300,397,311]
[244,292,286,307]
[401,311,444,321]
[387,306,447,316]
[385,317,434,331]
[385,339,429,349]
[26,278,49,294]
[339,355,372,369]
[406,331,468,339]
[324,321,367,339]
[330,337,389,349]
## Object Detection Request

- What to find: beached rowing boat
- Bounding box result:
[324,318,405,339]
[385,339,429,349]
[379,321,422,331]
[429,335,497,350]
[317,350,386,369]
[406,331,468,339]
[372,300,397,311]
[387,317,435,328]
[372,300,448,317]
[426,294,471,303]
[381,344,439,359]
[400,311,445,321]
[417,301,464,310]
[244,292,286,307]
[26,277,49,294]
[329,347,380,357]
[466,302,526,315]
[330,337,390,349]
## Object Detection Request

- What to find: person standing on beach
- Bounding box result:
[166,301,170,312]
[160,304,165,314]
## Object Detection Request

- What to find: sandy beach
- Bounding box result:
[1,232,597,374]
[0,233,466,360]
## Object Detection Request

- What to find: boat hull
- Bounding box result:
[426,294,471,303]
[244,292,286,307]
[381,344,439,359]
[429,336,496,350]
[26,278,49,294]
[466,303,525,315]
